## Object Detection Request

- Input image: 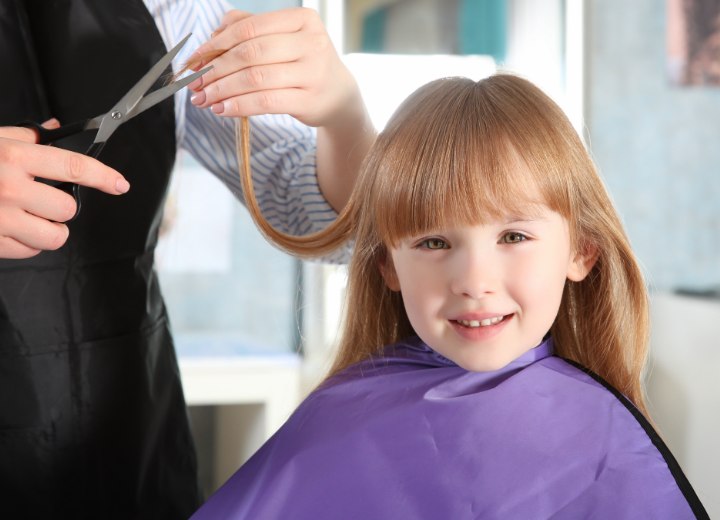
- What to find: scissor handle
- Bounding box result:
[16,120,98,221]
[54,138,106,220]
[18,119,89,145]
[54,182,82,220]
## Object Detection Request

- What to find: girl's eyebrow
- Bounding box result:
[503,214,548,224]
[503,205,552,223]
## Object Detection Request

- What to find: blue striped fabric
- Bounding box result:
[143,0,344,246]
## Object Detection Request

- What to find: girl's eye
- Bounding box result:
[419,238,449,250]
[501,232,527,244]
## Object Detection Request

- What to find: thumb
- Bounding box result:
[0,118,61,143]
[41,118,61,129]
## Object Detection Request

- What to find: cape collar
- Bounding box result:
[384,334,554,373]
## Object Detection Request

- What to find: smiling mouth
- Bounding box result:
[453,315,510,328]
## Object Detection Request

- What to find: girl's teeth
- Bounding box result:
[458,316,503,328]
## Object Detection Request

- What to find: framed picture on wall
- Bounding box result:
[667,0,720,86]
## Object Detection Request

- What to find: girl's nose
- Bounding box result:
[448,251,497,299]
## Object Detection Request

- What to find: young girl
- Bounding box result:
[192,74,708,519]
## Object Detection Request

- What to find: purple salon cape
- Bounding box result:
[192,336,708,519]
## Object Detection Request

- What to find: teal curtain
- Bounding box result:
[459,0,507,62]
[361,7,387,53]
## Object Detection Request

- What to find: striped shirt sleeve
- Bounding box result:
[143,0,348,262]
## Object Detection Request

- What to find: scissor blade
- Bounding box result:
[85,114,104,131]
[117,32,193,116]
[93,33,193,144]
[126,66,213,121]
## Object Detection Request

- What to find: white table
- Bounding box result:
[177,335,302,492]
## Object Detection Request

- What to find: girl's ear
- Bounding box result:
[378,253,401,291]
[567,242,599,282]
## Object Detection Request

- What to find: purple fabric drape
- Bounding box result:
[193,336,707,519]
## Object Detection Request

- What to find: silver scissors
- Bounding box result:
[25,33,212,219]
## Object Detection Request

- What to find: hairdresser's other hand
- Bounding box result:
[0,121,131,259]
[189,7,375,212]
[188,7,364,128]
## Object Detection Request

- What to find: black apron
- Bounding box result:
[0,1,201,517]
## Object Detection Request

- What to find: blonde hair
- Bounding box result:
[238,74,650,416]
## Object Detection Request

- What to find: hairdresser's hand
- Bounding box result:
[0,121,131,259]
[189,7,363,127]
[188,7,375,211]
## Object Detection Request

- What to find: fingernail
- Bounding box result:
[116,178,130,194]
[190,91,206,105]
[211,24,227,37]
[188,77,203,91]
[187,52,204,71]
[193,45,209,58]
[211,102,225,114]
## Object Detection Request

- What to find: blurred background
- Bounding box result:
[155,0,720,513]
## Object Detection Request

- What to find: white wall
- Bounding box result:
[647,291,720,517]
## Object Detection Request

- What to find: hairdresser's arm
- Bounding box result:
[187,7,375,213]
[0,123,130,259]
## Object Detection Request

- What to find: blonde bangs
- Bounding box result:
[368,76,583,246]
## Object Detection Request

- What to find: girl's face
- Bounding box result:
[382,205,594,372]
